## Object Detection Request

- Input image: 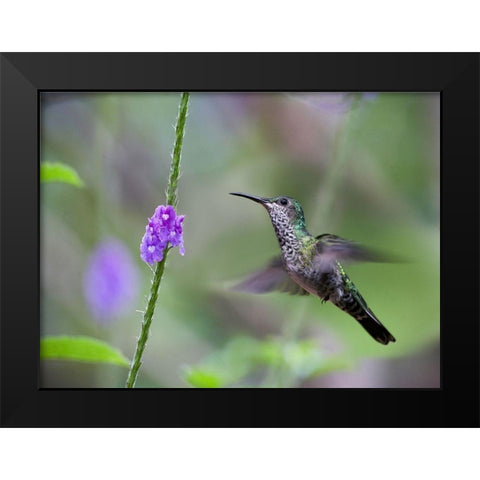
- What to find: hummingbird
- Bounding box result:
[230,192,396,345]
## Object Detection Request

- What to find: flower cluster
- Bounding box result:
[140,205,185,265]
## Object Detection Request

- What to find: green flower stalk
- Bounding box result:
[125,92,190,388]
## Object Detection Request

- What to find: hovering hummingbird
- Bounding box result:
[230,192,396,345]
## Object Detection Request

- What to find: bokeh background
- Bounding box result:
[40,92,440,388]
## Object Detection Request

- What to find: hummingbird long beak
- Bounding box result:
[229,192,268,205]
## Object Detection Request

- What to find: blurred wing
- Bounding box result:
[232,257,309,296]
[315,234,398,267]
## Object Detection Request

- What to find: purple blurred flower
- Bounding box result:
[361,92,379,102]
[289,93,354,113]
[288,92,379,114]
[83,239,139,324]
[140,205,185,265]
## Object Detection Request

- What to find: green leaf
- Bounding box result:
[40,335,130,367]
[40,162,84,187]
[183,367,223,388]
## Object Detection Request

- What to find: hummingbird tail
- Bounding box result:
[353,309,396,345]
[336,294,396,345]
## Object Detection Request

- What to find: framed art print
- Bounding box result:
[1,53,478,427]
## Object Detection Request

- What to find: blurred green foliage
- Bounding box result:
[183,336,349,388]
[41,92,440,388]
[41,161,84,187]
[40,336,129,367]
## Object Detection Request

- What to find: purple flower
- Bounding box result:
[140,205,185,265]
[83,239,139,324]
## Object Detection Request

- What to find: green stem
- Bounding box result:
[166,92,190,208]
[125,92,190,388]
[125,251,169,388]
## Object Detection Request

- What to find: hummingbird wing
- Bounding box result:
[233,257,310,296]
[314,233,396,268]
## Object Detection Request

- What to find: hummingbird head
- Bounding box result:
[230,192,306,229]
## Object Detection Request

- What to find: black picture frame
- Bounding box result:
[1,53,478,427]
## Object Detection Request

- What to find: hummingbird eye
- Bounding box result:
[279,197,289,206]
